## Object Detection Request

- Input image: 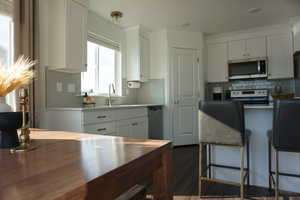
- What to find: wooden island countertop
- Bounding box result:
[0,130,173,200]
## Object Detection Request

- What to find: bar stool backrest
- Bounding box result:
[273,99,300,152]
[199,101,245,146]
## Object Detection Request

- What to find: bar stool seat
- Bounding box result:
[199,101,251,200]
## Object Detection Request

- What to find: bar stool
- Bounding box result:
[198,101,251,200]
[267,99,300,200]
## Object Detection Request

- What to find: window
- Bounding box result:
[0,5,15,110]
[81,35,121,96]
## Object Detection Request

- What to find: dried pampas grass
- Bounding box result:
[0,56,36,97]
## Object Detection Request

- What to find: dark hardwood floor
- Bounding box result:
[172,145,299,199]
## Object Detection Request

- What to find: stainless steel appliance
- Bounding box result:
[212,86,223,100]
[148,106,163,140]
[229,89,269,104]
[228,58,268,80]
[294,51,300,78]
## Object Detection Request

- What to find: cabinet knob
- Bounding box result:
[97,128,107,132]
[132,122,138,126]
[97,116,107,119]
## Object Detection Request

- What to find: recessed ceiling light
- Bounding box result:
[247,7,262,14]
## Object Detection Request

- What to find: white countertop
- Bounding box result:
[47,104,164,111]
[244,104,273,109]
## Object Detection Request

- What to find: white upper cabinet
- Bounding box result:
[48,0,88,72]
[246,37,267,58]
[140,34,150,82]
[267,33,294,79]
[126,26,150,82]
[228,37,266,61]
[228,40,245,61]
[207,42,228,83]
[292,18,300,52]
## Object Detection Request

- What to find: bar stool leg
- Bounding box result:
[199,142,203,196]
[268,138,272,190]
[240,146,245,200]
[275,150,279,200]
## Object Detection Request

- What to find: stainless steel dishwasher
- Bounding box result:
[148,106,163,140]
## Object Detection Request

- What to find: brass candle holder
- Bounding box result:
[11,88,36,153]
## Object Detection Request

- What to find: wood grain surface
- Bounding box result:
[0,130,173,200]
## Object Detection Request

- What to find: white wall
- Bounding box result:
[150,30,205,140]
[166,30,204,49]
[149,30,168,79]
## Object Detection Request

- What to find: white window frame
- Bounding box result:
[82,33,122,97]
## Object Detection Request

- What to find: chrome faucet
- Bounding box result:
[108,83,116,107]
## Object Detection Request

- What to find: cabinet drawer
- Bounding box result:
[84,122,116,135]
[83,110,115,125]
[116,108,147,120]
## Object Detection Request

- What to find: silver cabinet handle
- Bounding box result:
[97,116,107,119]
[97,128,107,132]
[132,122,138,126]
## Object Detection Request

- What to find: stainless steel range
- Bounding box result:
[229,89,269,104]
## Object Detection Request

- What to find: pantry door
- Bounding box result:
[171,47,199,146]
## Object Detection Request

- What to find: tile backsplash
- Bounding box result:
[46,69,165,108]
[137,79,165,104]
[46,69,82,107]
[206,79,296,100]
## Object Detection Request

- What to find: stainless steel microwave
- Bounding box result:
[228,58,268,80]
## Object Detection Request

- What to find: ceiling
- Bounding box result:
[88,0,300,34]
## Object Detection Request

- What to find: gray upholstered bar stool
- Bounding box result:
[267,99,300,200]
[198,101,250,200]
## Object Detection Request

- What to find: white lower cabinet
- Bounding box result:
[116,117,148,139]
[83,108,148,139]
[46,107,149,139]
[84,122,116,136]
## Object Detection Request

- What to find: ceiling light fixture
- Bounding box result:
[111,11,123,24]
[247,7,262,14]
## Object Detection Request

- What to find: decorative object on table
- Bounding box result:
[11,88,37,152]
[0,56,36,149]
[82,92,96,107]
[0,112,22,148]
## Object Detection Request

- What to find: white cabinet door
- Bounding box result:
[131,117,148,139]
[48,0,87,72]
[207,43,228,83]
[126,26,150,82]
[229,37,267,60]
[246,37,267,58]
[228,40,246,60]
[116,119,132,138]
[140,35,150,82]
[267,33,294,79]
[116,117,148,139]
[84,122,116,135]
[171,48,199,146]
[67,0,87,71]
